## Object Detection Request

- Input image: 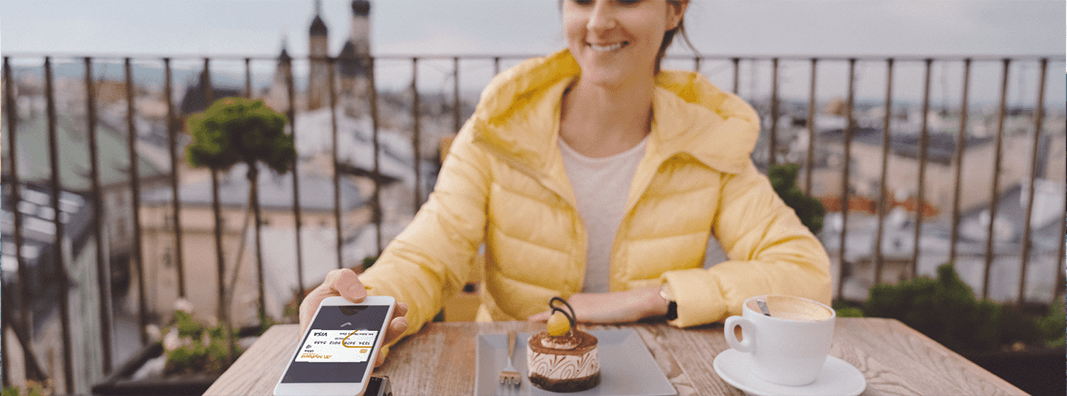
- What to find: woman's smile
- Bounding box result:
[588,41,628,52]
[563,0,684,88]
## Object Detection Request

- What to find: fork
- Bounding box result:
[499,331,521,386]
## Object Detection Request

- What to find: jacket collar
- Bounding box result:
[470,49,759,177]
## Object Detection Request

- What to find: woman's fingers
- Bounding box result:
[527,310,551,322]
[331,269,368,303]
[298,268,366,334]
[374,307,409,368]
[393,302,409,320]
[382,303,409,345]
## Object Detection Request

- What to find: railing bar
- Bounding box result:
[1056,179,1067,300]
[163,58,186,299]
[494,56,500,75]
[1,287,7,386]
[328,58,344,270]
[769,58,779,166]
[804,58,817,195]
[453,57,461,134]
[288,58,307,303]
[412,58,422,216]
[836,59,856,300]
[371,56,383,254]
[1,59,9,387]
[1,308,48,383]
[85,56,114,373]
[731,58,740,94]
[1018,58,1047,303]
[244,58,253,99]
[4,55,38,385]
[911,59,933,278]
[874,58,894,286]
[244,59,268,324]
[124,58,149,350]
[45,56,76,395]
[982,59,1011,299]
[949,59,972,266]
[282,55,306,300]
[694,57,701,73]
[203,58,235,364]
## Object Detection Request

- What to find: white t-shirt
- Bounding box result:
[559,137,648,293]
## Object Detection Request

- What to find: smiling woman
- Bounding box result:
[300,0,833,374]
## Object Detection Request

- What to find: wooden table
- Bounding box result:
[205,318,1026,395]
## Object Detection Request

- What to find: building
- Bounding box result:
[1,112,170,299]
[825,182,1065,303]
[264,41,294,114]
[139,164,371,327]
[1,183,108,393]
[810,125,1045,218]
[339,0,373,116]
[265,0,373,116]
[179,71,242,117]
[306,0,330,111]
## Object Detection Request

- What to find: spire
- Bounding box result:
[352,0,370,16]
[278,36,290,60]
[309,0,328,36]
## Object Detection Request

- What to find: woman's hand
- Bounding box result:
[527,288,668,324]
[298,268,409,368]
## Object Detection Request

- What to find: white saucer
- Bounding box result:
[713,349,866,396]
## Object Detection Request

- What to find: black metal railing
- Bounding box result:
[1,53,1064,394]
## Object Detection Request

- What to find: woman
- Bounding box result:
[300,0,831,367]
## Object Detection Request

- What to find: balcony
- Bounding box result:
[1,53,1064,395]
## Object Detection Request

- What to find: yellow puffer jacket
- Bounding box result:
[361,49,831,340]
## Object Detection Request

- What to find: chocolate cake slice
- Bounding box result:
[526,297,601,392]
[527,330,600,392]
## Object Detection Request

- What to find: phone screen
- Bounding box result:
[280,305,390,384]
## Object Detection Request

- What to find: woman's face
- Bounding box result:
[562,0,685,88]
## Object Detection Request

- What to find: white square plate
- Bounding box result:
[474,329,677,396]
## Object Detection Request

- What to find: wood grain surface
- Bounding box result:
[204,318,1026,396]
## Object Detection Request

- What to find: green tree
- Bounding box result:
[187,97,293,174]
[768,163,825,235]
[186,97,294,327]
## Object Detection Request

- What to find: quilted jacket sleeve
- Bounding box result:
[660,161,832,327]
[357,125,491,342]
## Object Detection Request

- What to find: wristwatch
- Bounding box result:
[659,283,678,321]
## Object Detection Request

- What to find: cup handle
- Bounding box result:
[724,316,754,353]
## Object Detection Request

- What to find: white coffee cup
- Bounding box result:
[724,295,836,386]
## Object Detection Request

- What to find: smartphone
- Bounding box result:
[274,295,396,396]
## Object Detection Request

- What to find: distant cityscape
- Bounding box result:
[1,0,1064,394]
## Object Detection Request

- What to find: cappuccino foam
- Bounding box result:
[747,296,833,321]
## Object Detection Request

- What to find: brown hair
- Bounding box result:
[657,0,695,74]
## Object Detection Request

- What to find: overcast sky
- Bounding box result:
[2,0,1063,57]
[1,0,1064,104]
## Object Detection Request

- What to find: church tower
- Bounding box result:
[340,0,371,116]
[265,38,293,113]
[307,0,330,111]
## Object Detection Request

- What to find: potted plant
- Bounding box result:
[90,300,256,396]
[1,381,50,396]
